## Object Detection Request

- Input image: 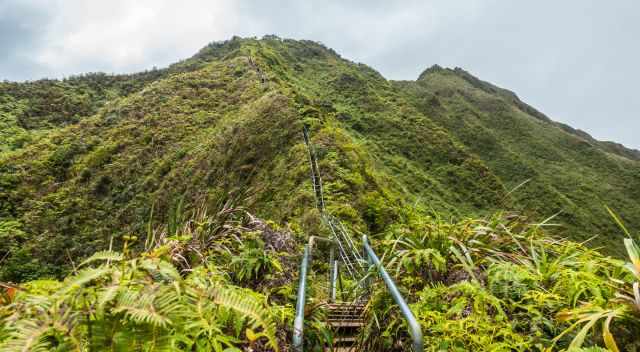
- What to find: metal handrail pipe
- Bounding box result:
[293,236,336,351]
[323,216,356,278]
[293,244,309,352]
[362,235,423,352]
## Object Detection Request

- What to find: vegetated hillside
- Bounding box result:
[0,39,246,153]
[0,36,638,282]
[0,70,166,153]
[395,66,640,251]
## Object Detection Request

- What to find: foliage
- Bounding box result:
[231,235,283,286]
[2,36,640,280]
[0,254,286,351]
[552,217,640,351]
[0,205,303,351]
[359,212,640,351]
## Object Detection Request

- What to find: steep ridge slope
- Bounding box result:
[0,36,637,281]
[1,51,310,280]
[250,38,506,222]
[0,38,246,153]
[395,66,640,251]
[0,70,169,153]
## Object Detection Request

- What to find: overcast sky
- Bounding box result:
[1,0,638,149]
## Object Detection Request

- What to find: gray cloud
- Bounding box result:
[0,0,52,80]
[0,0,638,148]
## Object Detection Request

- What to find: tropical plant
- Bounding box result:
[553,236,640,351]
[0,250,285,351]
[231,236,283,286]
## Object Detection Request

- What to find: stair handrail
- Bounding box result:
[302,125,325,212]
[293,244,309,352]
[293,236,336,352]
[302,126,363,280]
[362,235,424,352]
[323,216,358,279]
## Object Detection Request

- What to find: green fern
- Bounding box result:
[205,286,280,352]
[79,250,124,268]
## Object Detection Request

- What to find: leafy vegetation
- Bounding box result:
[358,210,640,351]
[2,36,639,280]
[0,202,300,351]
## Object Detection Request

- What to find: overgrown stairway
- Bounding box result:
[294,125,423,351]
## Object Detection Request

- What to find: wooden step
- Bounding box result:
[325,301,365,350]
[334,336,357,343]
[324,336,360,351]
[327,320,364,328]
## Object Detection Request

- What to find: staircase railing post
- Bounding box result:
[362,235,423,352]
[293,244,310,352]
[329,245,337,302]
[331,260,338,302]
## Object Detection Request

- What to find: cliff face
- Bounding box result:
[1,36,638,280]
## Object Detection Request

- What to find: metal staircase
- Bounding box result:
[302,125,365,281]
[294,125,423,351]
[302,125,325,212]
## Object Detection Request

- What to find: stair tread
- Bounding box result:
[328,316,363,319]
[327,321,365,327]
[328,302,365,305]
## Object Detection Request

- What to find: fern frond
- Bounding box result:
[56,267,111,296]
[1,316,82,352]
[97,284,120,311]
[79,250,124,268]
[0,319,52,352]
[139,258,181,282]
[205,286,279,352]
[113,287,173,328]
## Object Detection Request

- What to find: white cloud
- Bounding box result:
[31,0,240,75]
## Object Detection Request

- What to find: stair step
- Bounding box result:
[327,301,366,327]
[328,310,363,314]
[328,313,363,317]
[328,315,363,320]
[327,321,364,328]
[327,303,365,307]
[326,335,359,351]
[325,300,366,348]
[328,319,364,323]
[334,336,357,343]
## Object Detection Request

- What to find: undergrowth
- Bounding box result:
[359,209,640,351]
[0,202,302,351]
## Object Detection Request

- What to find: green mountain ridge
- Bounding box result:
[1,36,639,281]
[416,64,640,161]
